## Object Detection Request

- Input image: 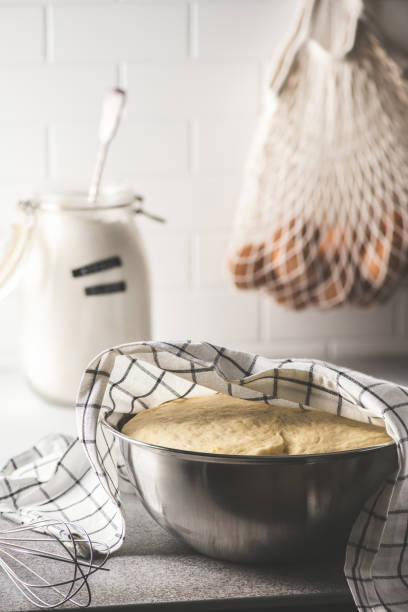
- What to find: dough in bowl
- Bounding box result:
[121,393,392,456]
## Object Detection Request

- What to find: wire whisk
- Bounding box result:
[0,518,109,608]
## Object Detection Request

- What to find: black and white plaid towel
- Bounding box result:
[1,340,407,611]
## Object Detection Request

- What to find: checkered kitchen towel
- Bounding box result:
[1,341,408,611]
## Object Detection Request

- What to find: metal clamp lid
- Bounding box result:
[132,195,166,224]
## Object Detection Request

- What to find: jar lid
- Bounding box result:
[0,185,135,299]
[29,185,137,212]
[0,184,164,300]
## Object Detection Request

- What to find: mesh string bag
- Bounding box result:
[227,0,408,309]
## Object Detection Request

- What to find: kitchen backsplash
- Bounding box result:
[0,0,406,365]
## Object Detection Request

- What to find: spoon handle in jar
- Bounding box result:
[88,88,127,204]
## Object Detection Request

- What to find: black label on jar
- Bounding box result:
[72,256,122,277]
[85,281,127,296]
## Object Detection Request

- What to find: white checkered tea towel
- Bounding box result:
[1,341,408,611]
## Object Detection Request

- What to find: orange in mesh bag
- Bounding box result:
[227,0,408,309]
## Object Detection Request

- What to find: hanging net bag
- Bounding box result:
[227,0,408,309]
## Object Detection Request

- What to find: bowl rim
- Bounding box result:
[101,412,396,465]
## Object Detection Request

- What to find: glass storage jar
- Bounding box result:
[18,188,152,405]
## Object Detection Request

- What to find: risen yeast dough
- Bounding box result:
[121,393,392,456]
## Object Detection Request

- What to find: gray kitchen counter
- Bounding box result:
[0,493,354,612]
[1,355,407,611]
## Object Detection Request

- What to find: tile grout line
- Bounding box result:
[188,1,198,61]
[44,3,53,63]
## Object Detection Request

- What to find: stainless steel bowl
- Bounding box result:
[103,414,397,564]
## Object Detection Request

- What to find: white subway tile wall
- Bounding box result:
[0,64,116,121]
[196,0,295,59]
[51,121,189,180]
[153,290,259,342]
[0,6,44,62]
[0,0,406,366]
[195,233,230,289]
[51,4,188,61]
[125,62,259,118]
[0,124,46,183]
[195,117,257,174]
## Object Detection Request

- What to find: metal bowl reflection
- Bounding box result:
[102,414,397,563]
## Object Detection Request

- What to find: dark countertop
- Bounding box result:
[2,356,407,612]
[0,494,355,612]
